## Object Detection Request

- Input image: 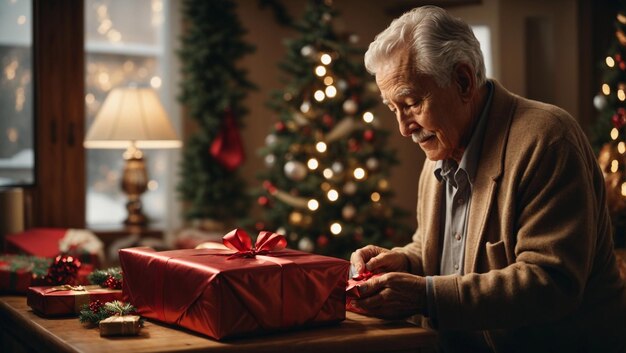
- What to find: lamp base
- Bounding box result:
[122,145,149,228]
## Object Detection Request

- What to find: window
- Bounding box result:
[0,0,34,186]
[84,0,177,229]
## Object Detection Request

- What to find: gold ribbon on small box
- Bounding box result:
[43,284,111,313]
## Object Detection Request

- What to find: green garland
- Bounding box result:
[79,300,143,326]
[87,267,122,286]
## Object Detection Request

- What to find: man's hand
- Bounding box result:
[350,245,409,276]
[351,272,427,320]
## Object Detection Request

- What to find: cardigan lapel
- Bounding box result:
[422,169,443,275]
[463,80,516,273]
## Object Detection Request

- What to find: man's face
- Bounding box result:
[375,51,471,162]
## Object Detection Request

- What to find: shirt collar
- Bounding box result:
[434,80,494,184]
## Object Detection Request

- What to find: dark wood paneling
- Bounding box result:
[33,0,85,228]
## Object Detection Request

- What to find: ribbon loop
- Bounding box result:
[222,229,286,259]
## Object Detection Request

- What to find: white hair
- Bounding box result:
[364,5,486,87]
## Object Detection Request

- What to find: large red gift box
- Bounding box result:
[119,229,349,340]
[27,285,123,316]
[5,228,102,268]
[0,255,50,293]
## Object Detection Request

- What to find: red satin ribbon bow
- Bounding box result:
[223,229,287,259]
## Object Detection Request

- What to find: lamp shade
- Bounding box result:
[84,87,182,149]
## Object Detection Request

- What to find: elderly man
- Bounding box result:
[350,5,626,352]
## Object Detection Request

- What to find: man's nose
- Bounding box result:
[397,112,415,137]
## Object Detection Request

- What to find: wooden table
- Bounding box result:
[0,296,437,353]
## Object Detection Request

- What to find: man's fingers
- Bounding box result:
[351,245,387,274]
[358,274,388,297]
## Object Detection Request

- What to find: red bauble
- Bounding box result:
[262,180,277,194]
[613,114,622,129]
[348,138,360,152]
[363,129,375,142]
[257,196,270,207]
[617,54,622,62]
[620,61,626,71]
[275,121,286,132]
[103,276,122,290]
[317,235,329,248]
[322,114,334,128]
[45,254,81,285]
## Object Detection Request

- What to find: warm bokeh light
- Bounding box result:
[330,222,342,235]
[308,199,319,211]
[353,167,366,180]
[307,158,319,170]
[327,189,339,201]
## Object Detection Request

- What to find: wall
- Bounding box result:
[231,0,579,232]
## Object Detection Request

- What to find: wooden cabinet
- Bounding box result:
[30,0,85,228]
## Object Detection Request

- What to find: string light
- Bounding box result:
[330,222,342,235]
[611,128,619,140]
[620,142,626,154]
[307,158,319,170]
[607,56,616,68]
[370,192,381,202]
[315,65,327,77]
[611,160,619,173]
[603,84,611,95]
[622,182,626,196]
[362,111,374,123]
[320,53,332,65]
[323,168,334,179]
[314,90,325,101]
[619,89,626,101]
[316,141,327,153]
[323,76,334,85]
[353,167,366,180]
[325,85,337,98]
[308,199,319,211]
[327,189,339,201]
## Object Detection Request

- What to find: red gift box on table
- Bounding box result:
[5,228,103,269]
[0,255,50,294]
[27,285,123,316]
[119,229,349,340]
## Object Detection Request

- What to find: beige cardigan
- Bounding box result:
[399,81,626,352]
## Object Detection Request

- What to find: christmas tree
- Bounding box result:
[593,7,626,246]
[257,0,410,258]
[177,0,254,225]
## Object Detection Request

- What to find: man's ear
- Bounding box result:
[454,63,475,100]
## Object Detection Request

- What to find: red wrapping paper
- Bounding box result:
[345,271,382,316]
[27,285,123,316]
[119,246,349,340]
[5,228,100,268]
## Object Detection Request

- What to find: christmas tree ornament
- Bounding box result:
[343,181,357,195]
[289,211,304,226]
[332,161,344,174]
[594,94,607,110]
[343,99,358,115]
[265,133,277,146]
[348,138,361,152]
[300,45,314,57]
[322,114,334,127]
[366,157,380,170]
[337,79,348,91]
[264,154,276,167]
[317,235,329,248]
[342,204,356,220]
[298,237,314,252]
[378,178,390,191]
[284,160,307,181]
[258,196,270,207]
[275,121,286,132]
[103,276,122,290]
[45,255,81,285]
[363,129,375,142]
[209,109,245,172]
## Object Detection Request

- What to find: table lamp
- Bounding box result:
[84,86,181,228]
